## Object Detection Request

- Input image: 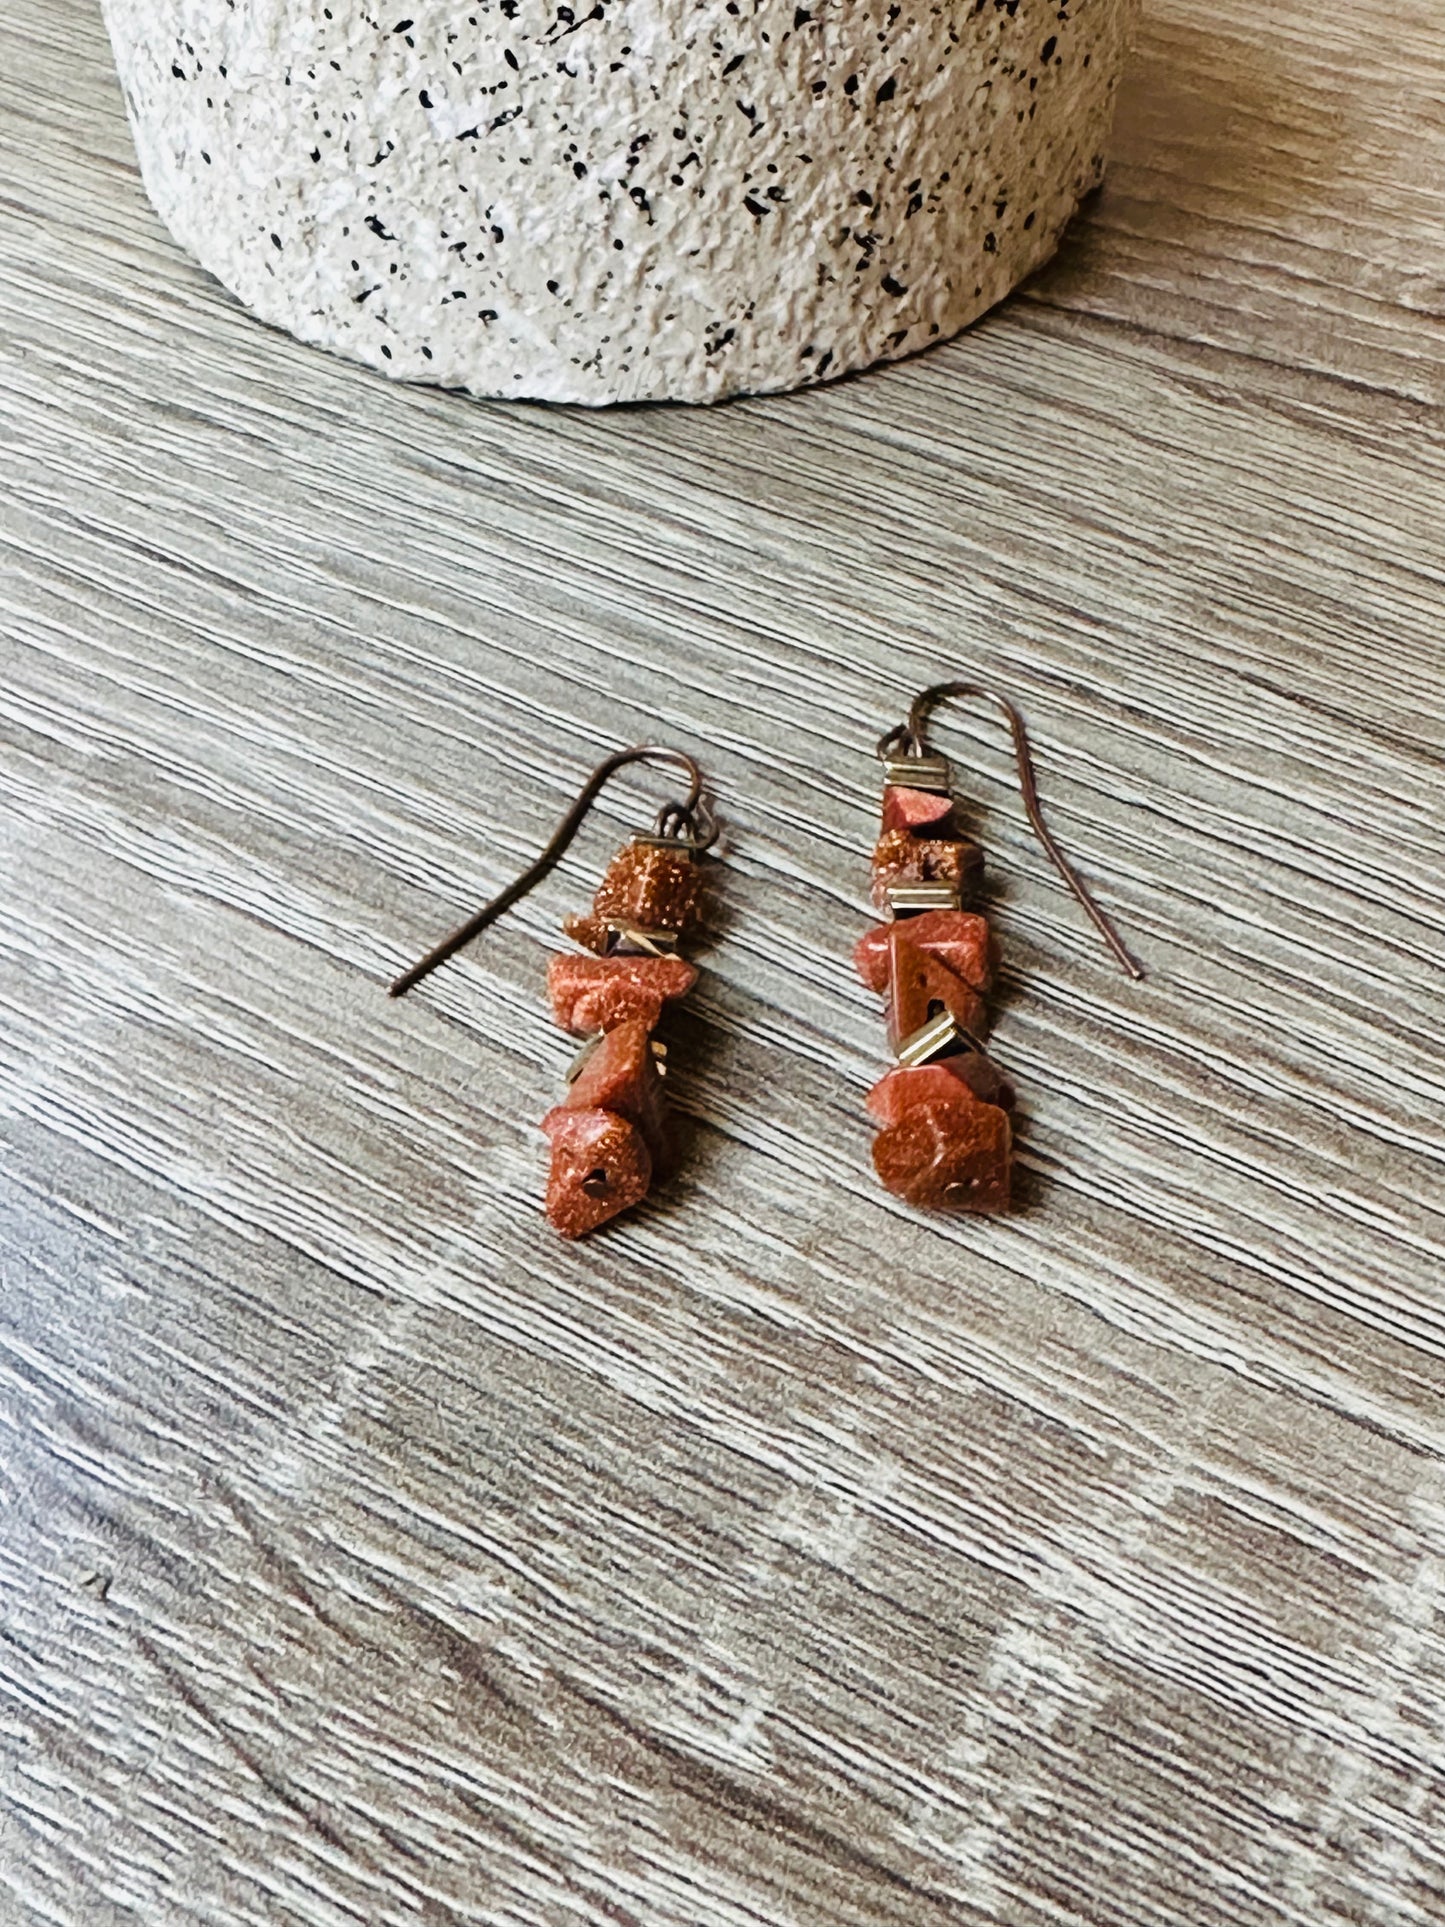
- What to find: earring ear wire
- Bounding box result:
[389,745,717,998]
[878,681,1143,982]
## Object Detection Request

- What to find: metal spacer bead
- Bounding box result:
[886,882,962,915]
[895,1011,972,1068]
[629,832,701,854]
[606,923,680,957]
[881,753,952,795]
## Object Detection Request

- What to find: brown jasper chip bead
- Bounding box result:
[870,828,984,910]
[886,930,989,1050]
[562,1018,668,1164]
[854,910,995,995]
[548,953,697,1036]
[591,839,703,937]
[881,786,956,834]
[867,1058,1015,1125]
[540,1108,652,1238]
[540,1018,674,1237]
[869,1084,1012,1213]
[867,1063,962,1124]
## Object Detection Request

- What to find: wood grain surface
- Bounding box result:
[3,3,1444,1923]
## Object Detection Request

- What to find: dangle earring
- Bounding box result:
[858,682,1142,1213]
[390,747,718,1239]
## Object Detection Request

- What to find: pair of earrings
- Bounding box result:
[390,682,1142,1238]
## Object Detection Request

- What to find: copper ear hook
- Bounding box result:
[880,681,1144,982]
[389,745,716,999]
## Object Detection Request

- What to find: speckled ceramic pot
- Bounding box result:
[101,0,1136,406]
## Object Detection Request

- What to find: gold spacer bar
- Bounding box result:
[606,923,680,957]
[629,832,700,853]
[895,1011,968,1068]
[886,882,962,914]
[882,754,952,794]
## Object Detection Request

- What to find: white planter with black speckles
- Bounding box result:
[101,0,1136,406]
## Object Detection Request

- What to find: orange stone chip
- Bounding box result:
[591,840,703,936]
[548,953,697,1035]
[854,910,995,995]
[541,1107,652,1238]
[870,1087,1012,1213]
[870,828,983,910]
[867,1058,1014,1126]
[563,1019,667,1161]
[881,786,956,833]
[886,930,990,1050]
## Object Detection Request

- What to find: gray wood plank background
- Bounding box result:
[3,2,1444,1923]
